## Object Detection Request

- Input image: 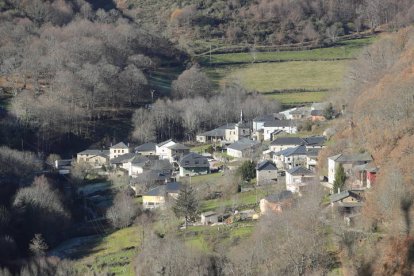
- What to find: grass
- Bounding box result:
[267,91,329,105]
[190,144,213,154]
[182,172,224,186]
[201,189,266,212]
[198,37,375,65]
[223,60,348,92]
[75,226,142,276]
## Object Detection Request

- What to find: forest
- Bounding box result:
[1,0,414,275]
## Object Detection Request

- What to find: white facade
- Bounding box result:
[110,147,129,160]
[227,147,243,158]
[263,126,297,140]
[156,141,176,160]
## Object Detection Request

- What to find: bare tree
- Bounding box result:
[106,191,139,229]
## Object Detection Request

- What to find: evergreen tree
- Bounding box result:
[333,164,346,193]
[173,186,199,228]
[237,160,256,182]
[323,103,335,120]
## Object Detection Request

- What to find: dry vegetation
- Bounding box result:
[322,27,414,274]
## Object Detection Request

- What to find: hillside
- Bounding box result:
[121,0,414,53]
[322,27,414,274]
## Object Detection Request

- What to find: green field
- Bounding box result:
[266,91,330,104]
[222,60,347,92]
[200,37,374,65]
[75,226,142,276]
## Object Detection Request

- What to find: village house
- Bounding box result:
[273,145,308,169]
[263,120,298,140]
[77,149,109,166]
[134,142,157,156]
[227,138,260,158]
[200,211,219,225]
[110,153,148,171]
[269,137,306,153]
[109,142,130,159]
[330,189,365,224]
[256,160,278,185]
[260,190,294,215]
[310,110,326,122]
[130,170,172,195]
[142,182,183,209]
[352,163,378,189]
[178,152,210,177]
[289,106,311,120]
[306,148,321,171]
[155,139,190,162]
[285,166,316,194]
[253,114,279,131]
[328,153,373,184]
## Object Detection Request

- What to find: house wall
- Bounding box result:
[286,173,315,186]
[256,169,278,185]
[235,125,250,139]
[156,141,176,159]
[179,166,209,177]
[77,154,108,166]
[143,195,165,209]
[196,135,207,143]
[264,126,298,140]
[260,199,282,214]
[225,129,238,142]
[138,150,156,156]
[312,115,326,122]
[110,148,129,159]
[201,215,219,225]
[227,148,243,158]
[129,163,145,177]
[253,121,265,131]
[328,159,336,184]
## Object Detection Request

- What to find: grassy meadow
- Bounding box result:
[202,37,375,106]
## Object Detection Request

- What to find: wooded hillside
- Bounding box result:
[324,27,414,274]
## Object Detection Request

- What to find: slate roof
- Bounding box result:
[275,145,307,157]
[144,182,183,196]
[265,190,293,203]
[253,114,278,123]
[147,159,173,171]
[227,138,260,151]
[110,153,148,164]
[330,190,362,203]
[264,120,298,128]
[167,143,189,150]
[111,142,128,149]
[179,152,209,168]
[306,148,321,158]
[311,110,324,116]
[157,139,174,147]
[270,137,305,146]
[130,170,171,184]
[256,160,277,171]
[286,166,314,176]
[303,136,326,146]
[199,129,226,137]
[135,142,156,152]
[78,149,109,158]
[328,153,373,163]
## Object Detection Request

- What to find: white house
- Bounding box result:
[135,142,156,156]
[263,120,298,140]
[285,166,315,194]
[328,153,373,184]
[227,138,260,158]
[156,139,176,159]
[109,142,129,160]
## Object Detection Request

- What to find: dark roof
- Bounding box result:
[135,142,156,152]
[227,138,260,151]
[157,139,174,147]
[306,148,321,158]
[179,152,209,168]
[270,137,305,146]
[330,190,362,203]
[256,160,277,171]
[199,128,226,137]
[264,120,298,128]
[265,190,293,203]
[144,182,183,196]
[276,145,307,157]
[130,170,171,184]
[236,122,251,129]
[167,143,189,150]
[217,123,237,129]
[110,153,143,164]
[303,136,326,146]
[286,166,314,176]
[147,159,173,171]
[311,110,324,116]
[78,149,109,158]
[253,114,278,123]
[111,142,128,149]
[329,153,373,163]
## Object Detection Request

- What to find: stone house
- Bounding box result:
[178,152,210,177]
[256,160,278,185]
